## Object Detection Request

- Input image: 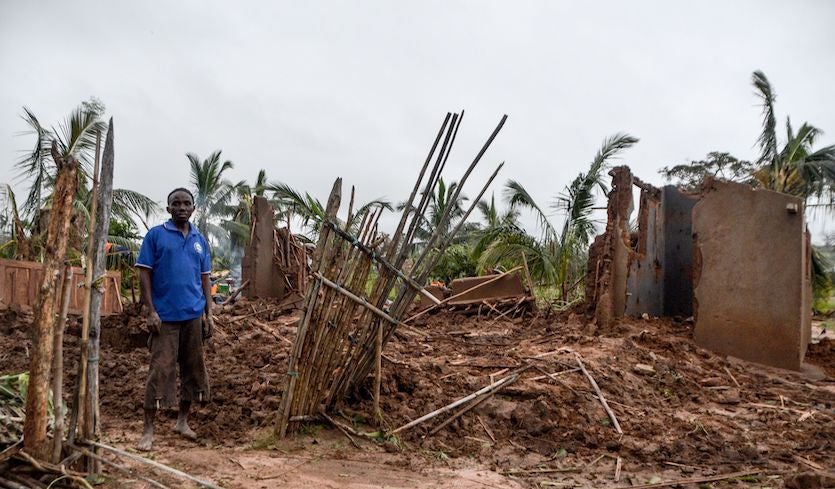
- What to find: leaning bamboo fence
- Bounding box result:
[276,111,507,436]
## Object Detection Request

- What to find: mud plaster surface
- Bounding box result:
[1,302,833,488]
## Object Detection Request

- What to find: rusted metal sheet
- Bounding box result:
[448,273,529,306]
[0,258,123,316]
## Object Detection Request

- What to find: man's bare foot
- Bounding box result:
[137,431,154,451]
[174,421,198,440]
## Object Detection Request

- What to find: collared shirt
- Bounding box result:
[135,220,211,321]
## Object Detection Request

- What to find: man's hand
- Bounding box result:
[145,308,161,335]
[202,312,214,340]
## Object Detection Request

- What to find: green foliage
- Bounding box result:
[660,152,757,190]
[428,243,477,284]
[480,133,638,300]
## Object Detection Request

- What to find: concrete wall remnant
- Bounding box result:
[692,179,812,370]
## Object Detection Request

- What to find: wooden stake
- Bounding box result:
[50,263,73,463]
[85,119,115,474]
[373,321,383,423]
[69,130,101,446]
[574,352,622,435]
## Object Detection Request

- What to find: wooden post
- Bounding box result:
[69,130,101,446]
[22,142,79,460]
[84,119,115,473]
[373,321,383,424]
[51,263,74,463]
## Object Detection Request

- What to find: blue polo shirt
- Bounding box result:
[135,220,211,322]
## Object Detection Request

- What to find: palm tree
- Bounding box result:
[751,71,835,297]
[187,150,244,241]
[483,133,638,299]
[11,101,159,260]
[270,182,392,241]
[751,71,835,206]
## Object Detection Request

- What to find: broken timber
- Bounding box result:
[275,112,507,437]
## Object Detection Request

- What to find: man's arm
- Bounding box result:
[201,273,213,339]
[138,267,161,334]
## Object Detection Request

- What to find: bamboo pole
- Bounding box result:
[84,119,115,474]
[373,320,383,423]
[276,178,341,437]
[389,367,526,436]
[323,221,441,305]
[22,143,79,460]
[82,440,222,489]
[574,352,622,435]
[69,129,101,446]
[50,263,74,463]
[67,444,171,489]
[313,273,400,325]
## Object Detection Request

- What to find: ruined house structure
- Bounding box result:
[241,196,307,302]
[587,166,812,371]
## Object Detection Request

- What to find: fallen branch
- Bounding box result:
[429,391,495,436]
[81,440,222,489]
[250,319,292,344]
[319,411,361,449]
[574,353,622,435]
[613,469,762,489]
[221,280,250,305]
[476,415,496,443]
[723,366,741,388]
[390,365,529,435]
[67,444,170,489]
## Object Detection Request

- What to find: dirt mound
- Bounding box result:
[2,303,834,486]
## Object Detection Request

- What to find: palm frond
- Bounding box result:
[753,70,779,169]
[503,179,557,242]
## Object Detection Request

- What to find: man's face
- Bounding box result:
[167,190,194,224]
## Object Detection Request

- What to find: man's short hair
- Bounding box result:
[167,188,195,204]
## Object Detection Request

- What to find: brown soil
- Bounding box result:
[1,303,834,488]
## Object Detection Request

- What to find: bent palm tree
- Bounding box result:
[486,133,638,299]
[751,71,835,297]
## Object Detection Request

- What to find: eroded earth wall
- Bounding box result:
[692,180,811,370]
[241,196,287,299]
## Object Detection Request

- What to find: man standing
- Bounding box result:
[135,188,214,451]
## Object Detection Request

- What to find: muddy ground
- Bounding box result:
[0,301,833,488]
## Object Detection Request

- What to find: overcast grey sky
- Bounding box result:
[1,1,833,240]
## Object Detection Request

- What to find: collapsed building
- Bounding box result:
[587,166,812,371]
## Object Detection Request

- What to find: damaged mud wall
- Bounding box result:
[591,172,699,327]
[692,180,812,370]
[589,166,633,329]
[241,196,308,301]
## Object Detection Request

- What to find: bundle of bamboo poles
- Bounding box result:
[275,111,507,437]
